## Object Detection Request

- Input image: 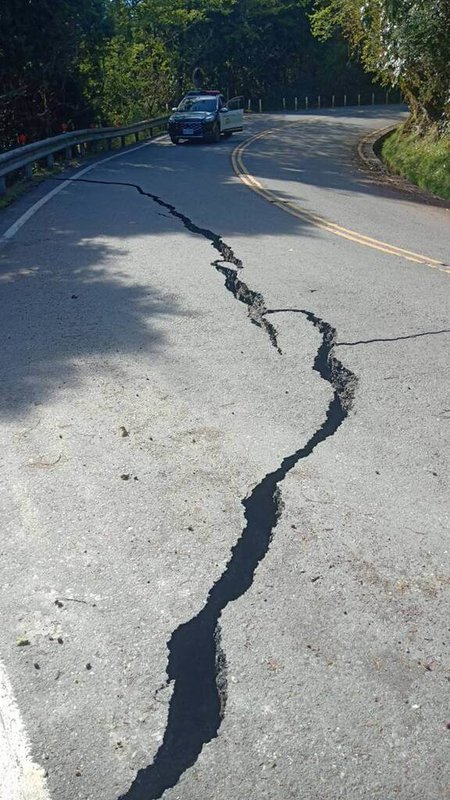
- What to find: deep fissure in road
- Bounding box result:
[60,177,281,353]
[59,177,356,799]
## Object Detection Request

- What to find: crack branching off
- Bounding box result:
[118,307,356,800]
[54,177,356,799]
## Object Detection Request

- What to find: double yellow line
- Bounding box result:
[232,129,450,274]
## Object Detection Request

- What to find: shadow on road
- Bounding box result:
[0,107,445,420]
[240,107,450,209]
[0,235,188,419]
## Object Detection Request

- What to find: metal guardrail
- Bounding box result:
[0,116,169,195]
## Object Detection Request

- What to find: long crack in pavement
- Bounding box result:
[55,177,357,799]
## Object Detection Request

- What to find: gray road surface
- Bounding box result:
[0,107,449,800]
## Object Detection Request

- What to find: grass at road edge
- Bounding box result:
[381,125,450,200]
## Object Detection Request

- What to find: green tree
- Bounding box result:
[0,0,110,146]
[311,0,450,130]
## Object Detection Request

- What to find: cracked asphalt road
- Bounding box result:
[0,107,449,800]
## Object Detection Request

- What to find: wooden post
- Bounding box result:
[305,96,309,110]
[247,98,251,112]
[332,95,335,108]
[344,94,347,107]
[258,98,262,113]
[25,163,33,178]
[65,146,72,159]
[294,97,298,111]
[318,95,321,109]
[385,91,389,104]
[46,154,54,169]
[358,93,361,106]
[372,92,375,105]
[283,97,286,110]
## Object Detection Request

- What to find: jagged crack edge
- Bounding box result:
[56,177,281,353]
[118,324,357,800]
[58,178,358,800]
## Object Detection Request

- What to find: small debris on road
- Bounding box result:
[120,473,131,480]
[119,426,129,437]
[16,637,30,646]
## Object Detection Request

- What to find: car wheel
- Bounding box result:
[210,122,220,143]
[170,136,180,145]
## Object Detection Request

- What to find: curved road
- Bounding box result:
[0,108,449,800]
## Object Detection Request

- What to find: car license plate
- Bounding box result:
[182,127,193,135]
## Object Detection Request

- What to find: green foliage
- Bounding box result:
[311,0,450,130]
[0,0,110,145]
[1,0,381,150]
[382,124,450,199]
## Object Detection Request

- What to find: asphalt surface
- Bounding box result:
[0,107,449,800]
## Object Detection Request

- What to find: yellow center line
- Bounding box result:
[232,127,450,274]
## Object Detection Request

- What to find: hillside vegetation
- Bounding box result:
[311,0,450,197]
[2,1,448,200]
[0,0,376,148]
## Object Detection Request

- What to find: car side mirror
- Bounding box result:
[219,107,228,113]
[171,107,178,112]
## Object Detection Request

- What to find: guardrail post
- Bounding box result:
[283,97,286,110]
[332,95,335,108]
[0,114,170,198]
[258,98,262,113]
[344,94,347,107]
[247,99,251,112]
[318,95,321,109]
[305,96,309,110]
[385,91,389,104]
[358,93,361,106]
[294,97,298,111]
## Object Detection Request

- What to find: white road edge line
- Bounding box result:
[0,663,50,800]
[0,133,164,800]
[1,135,166,242]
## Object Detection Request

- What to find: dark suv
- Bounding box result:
[168,91,243,144]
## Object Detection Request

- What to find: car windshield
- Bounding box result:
[177,97,217,112]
